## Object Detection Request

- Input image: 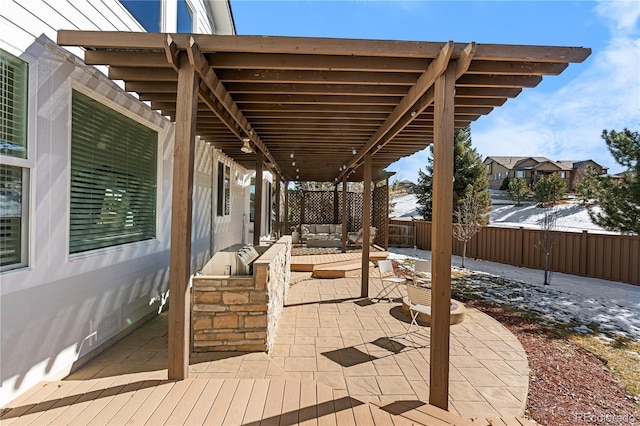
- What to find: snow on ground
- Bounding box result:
[390,194,421,218]
[489,203,612,233]
[388,247,640,341]
[391,193,612,234]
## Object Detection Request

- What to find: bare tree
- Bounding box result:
[536,207,560,285]
[453,185,485,268]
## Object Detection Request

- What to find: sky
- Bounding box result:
[230,0,640,183]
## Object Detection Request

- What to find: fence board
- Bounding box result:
[389,219,640,286]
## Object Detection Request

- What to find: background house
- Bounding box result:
[0,0,268,406]
[484,156,608,192]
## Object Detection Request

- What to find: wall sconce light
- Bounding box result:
[241,138,254,153]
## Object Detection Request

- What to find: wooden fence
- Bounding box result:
[389,219,640,286]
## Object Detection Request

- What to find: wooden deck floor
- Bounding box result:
[0,378,536,425]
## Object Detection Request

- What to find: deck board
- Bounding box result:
[315,382,337,426]
[88,380,147,425]
[240,379,270,424]
[298,381,318,426]
[202,378,239,425]
[126,381,175,425]
[162,378,208,425]
[182,379,224,425]
[1,378,538,425]
[102,380,162,425]
[259,378,285,425]
[222,379,255,425]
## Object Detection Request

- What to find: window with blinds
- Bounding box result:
[0,165,24,268]
[216,161,230,216]
[70,90,158,254]
[0,48,28,159]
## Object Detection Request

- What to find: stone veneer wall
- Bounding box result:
[192,236,292,353]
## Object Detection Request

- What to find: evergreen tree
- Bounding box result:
[533,173,567,206]
[507,178,531,206]
[585,128,640,234]
[499,176,510,191]
[415,127,490,222]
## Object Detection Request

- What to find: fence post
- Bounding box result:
[518,226,524,267]
[580,230,588,276]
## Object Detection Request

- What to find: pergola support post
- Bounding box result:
[168,54,199,381]
[284,182,289,234]
[429,61,456,409]
[341,177,347,253]
[253,151,264,246]
[360,153,372,298]
[275,175,281,236]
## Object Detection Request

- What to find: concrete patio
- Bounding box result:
[1,271,531,424]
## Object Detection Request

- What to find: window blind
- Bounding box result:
[0,49,28,159]
[0,165,23,267]
[70,90,157,254]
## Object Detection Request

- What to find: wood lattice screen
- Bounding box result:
[372,183,389,247]
[286,184,389,245]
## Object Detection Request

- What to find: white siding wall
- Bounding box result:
[0,0,240,407]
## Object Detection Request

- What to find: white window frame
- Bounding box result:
[0,48,35,272]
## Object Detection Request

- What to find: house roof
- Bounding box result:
[484,156,527,169]
[57,31,590,183]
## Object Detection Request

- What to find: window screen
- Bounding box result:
[70,90,157,254]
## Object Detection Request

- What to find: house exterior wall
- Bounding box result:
[0,0,239,407]
[484,160,510,190]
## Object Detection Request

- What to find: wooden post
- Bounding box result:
[429,62,456,410]
[275,175,281,236]
[253,151,264,246]
[168,54,199,381]
[580,230,588,276]
[284,182,289,234]
[341,177,348,253]
[361,153,372,298]
[384,177,390,250]
[300,191,306,230]
[333,184,339,224]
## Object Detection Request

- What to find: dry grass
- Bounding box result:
[570,335,640,403]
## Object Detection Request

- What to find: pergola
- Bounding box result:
[57,30,590,410]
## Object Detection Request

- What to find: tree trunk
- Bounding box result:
[544,253,550,285]
[462,241,467,268]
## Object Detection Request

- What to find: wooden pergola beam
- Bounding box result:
[336,41,455,182]
[185,37,286,180]
[58,31,591,63]
[217,69,419,85]
[226,83,409,96]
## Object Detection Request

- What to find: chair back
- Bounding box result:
[415,259,431,274]
[378,259,394,277]
[406,285,432,307]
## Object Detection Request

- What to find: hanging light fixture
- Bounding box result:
[292,161,296,166]
[241,138,253,153]
[290,152,295,159]
[351,147,357,155]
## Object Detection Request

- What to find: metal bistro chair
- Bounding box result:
[404,284,432,339]
[374,259,407,302]
[414,259,432,287]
